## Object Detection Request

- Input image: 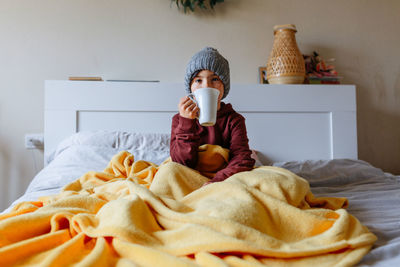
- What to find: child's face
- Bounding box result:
[190,70,225,108]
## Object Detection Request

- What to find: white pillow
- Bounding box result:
[28,131,171,194]
[47,131,171,164]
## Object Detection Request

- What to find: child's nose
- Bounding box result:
[203,80,210,87]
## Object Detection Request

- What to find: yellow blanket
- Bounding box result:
[0,145,376,266]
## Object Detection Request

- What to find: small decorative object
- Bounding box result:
[266,24,305,84]
[172,0,224,13]
[303,51,342,84]
[258,67,269,84]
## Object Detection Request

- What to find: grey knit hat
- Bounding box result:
[185,47,230,99]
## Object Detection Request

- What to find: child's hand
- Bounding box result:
[178,96,199,119]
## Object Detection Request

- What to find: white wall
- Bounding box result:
[0,0,399,210]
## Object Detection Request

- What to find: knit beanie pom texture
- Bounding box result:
[184,47,230,99]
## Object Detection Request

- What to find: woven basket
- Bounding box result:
[266,24,305,84]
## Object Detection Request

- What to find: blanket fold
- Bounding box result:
[0,145,376,266]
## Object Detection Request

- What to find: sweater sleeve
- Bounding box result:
[170,114,201,168]
[210,115,255,182]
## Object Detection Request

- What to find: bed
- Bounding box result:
[1,81,399,266]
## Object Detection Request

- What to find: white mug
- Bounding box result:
[188,87,220,126]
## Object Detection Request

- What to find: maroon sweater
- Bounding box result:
[170,102,255,182]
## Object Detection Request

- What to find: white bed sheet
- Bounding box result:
[274,160,400,266]
[2,131,399,266]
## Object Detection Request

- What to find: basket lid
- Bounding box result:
[273,24,297,33]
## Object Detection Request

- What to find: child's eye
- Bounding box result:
[212,77,220,82]
[195,78,202,83]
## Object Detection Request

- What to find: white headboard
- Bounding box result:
[44,81,357,164]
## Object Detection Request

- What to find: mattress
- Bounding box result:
[2,131,399,266]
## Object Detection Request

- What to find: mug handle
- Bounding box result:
[187,93,199,107]
[187,93,199,118]
[187,93,196,103]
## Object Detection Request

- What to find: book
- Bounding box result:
[69,77,103,81]
[106,80,160,82]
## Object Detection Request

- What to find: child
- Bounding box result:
[170,47,255,184]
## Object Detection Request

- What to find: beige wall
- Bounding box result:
[0,0,399,210]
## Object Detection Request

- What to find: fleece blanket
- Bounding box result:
[0,145,376,267]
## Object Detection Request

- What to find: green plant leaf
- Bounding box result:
[172,0,224,13]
